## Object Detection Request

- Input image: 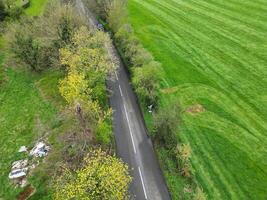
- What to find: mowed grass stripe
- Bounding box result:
[131,0,267,134]
[203,0,267,29]
[137,0,267,119]
[129,1,267,199]
[151,0,267,72]
[176,83,267,158]
[182,126,248,200]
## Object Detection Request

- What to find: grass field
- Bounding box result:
[0,1,58,199]
[25,0,48,16]
[128,0,267,199]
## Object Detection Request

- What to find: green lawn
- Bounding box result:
[25,0,48,16]
[128,0,267,199]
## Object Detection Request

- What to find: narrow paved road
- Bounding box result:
[76,1,171,199]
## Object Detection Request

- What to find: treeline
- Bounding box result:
[4,1,131,199]
[85,0,162,108]
[84,0,207,199]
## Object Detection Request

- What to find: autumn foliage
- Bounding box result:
[53,149,132,200]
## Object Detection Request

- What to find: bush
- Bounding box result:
[96,120,112,145]
[132,61,162,107]
[193,187,207,200]
[12,31,55,71]
[152,102,180,147]
[7,2,87,71]
[7,5,23,19]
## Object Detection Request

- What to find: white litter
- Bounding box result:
[9,168,28,179]
[11,160,28,170]
[30,142,50,157]
[18,146,27,153]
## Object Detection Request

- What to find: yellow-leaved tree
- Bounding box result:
[53,149,132,200]
[58,26,117,143]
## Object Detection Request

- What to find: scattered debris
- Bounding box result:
[18,146,27,153]
[11,160,28,170]
[30,141,50,157]
[9,168,27,180]
[186,104,205,114]
[148,104,153,113]
[9,141,50,188]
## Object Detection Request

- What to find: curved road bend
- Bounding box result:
[76,0,171,199]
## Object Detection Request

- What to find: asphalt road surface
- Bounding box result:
[76,1,171,199]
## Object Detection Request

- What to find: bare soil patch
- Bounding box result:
[185,104,205,114]
[17,185,35,200]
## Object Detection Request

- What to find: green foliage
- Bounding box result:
[0,0,6,20]
[12,31,54,71]
[24,0,48,16]
[96,120,112,145]
[53,149,132,200]
[106,0,127,32]
[152,102,180,148]
[193,187,207,200]
[7,2,86,72]
[6,4,23,19]
[132,61,163,106]
[175,144,192,178]
[59,26,115,143]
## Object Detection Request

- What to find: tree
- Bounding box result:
[59,71,89,104]
[11,31,54,71]
[58,27,115,144]
[53,149,132,200]
[152,102,180,147]
[132,61,163,107]
[8,2,87,71]
[107,0,128,32]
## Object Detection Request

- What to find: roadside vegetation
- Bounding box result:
[84,0,204,199]
[0,0,131,199]
[85,0,267,199]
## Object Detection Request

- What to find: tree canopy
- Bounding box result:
[53,149,132,200]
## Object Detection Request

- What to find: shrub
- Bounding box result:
[12,32,55,71]
[193,187,207,200]
[7,2,87,71]
[107,0,127,32]
[152,102,180,147]
[132,61,162,107]
[96,120,112,145]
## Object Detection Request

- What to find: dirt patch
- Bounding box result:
[186,104,205,114]
[17,185,35,200]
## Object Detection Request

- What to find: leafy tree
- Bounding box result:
[132,61,163,107]
[59,71,89,104]
[53,149,132,200]
[7,2,87,71]
[107,0,127,32]
[152,102,180,147]
[12,31,54,71]
[59,27,115,143]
